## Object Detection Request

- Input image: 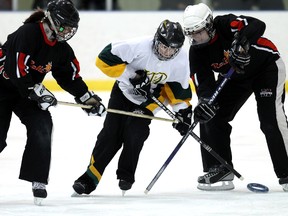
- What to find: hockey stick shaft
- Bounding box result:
[57,101,177,123]
[145,68,241,193]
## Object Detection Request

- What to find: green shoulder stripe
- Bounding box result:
[98,43,125,66]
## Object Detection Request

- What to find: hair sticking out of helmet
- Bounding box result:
[153,19,185,61]
[183,3,215,47]
[45,0,80,42]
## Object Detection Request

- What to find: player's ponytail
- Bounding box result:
[24,9,45,24]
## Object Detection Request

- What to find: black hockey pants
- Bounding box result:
[0,78,52,184]
[86,82,152,185]
[200,59,288,179]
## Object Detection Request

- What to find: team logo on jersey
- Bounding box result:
[211,50,230,69]
[149,72,168,84]
[30,60,52,73]
[260,89,273,97]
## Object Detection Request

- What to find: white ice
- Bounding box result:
[0,92,287,216]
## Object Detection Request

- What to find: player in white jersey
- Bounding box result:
[72,19,193,195]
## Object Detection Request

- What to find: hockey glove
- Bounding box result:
[229,32,250,74]
[172,106,192,136]
[75,91,106,117]
[28,83,57,110]
[193,98,219,123]
[129,70,151,98]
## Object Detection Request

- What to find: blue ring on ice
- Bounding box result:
[247,183,269,193]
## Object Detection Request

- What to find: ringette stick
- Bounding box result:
[57,101,178,123]
[145,68,243,194]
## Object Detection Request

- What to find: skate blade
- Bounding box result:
[197,181,235,191]
[122,190,126,196]
[34,197,44,206]
[282,183,288,192]
[71,192,91,197]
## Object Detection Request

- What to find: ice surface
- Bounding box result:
[1,92,287,216]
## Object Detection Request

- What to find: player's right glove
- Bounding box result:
[129,70,151,98]
[172,106,192,136]
[193,98,219,123]
[28,83,57,110]
[75,91,106,116]
[229,32,250,74]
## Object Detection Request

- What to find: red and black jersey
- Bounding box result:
[189,14,280,98]
[0,22,88,98]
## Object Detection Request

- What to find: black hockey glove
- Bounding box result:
[172,106,192,136]
[193,98,219,123]
[75,91,106,116]
[229,32,250,74]
[28,83,57,110]
[129,70,151,98]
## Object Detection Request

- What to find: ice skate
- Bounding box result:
[72,173,97,197]
[119,180,132,196]
[32,182,47,206]
[197,165,234,191]
[279,177,288,192]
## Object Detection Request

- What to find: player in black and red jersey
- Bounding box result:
[0,0,105,204]
[183,3,288,191]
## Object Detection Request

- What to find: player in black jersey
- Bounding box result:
[183,3,288,191]
[0,0,105,204]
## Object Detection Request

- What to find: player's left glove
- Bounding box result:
[75,91,106,116]
[129,70,151,98]
[28,83,57,110]
[172,106,192,136]
[229,32,250,74]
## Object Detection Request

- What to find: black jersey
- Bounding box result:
[0,22,88,98]
[189,14,280,98]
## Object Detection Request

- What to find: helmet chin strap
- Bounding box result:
[45,11,59,38]
[42,22,56,41]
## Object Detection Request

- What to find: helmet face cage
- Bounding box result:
[183,3,215,47]
[184,14,215,46]
[46,0,80,42]
[153,20,185,61]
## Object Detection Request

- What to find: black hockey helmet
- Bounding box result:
[46,0,79,42]
[153,19,185,61]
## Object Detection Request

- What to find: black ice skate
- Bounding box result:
[279,177,288,192]
[72,172,97,197]
[197,165,234,191]
[119,179,132,196]
[32,182,47,206]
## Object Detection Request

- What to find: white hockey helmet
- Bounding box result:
[183,3,215,46]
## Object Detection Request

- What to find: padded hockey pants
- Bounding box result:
[200,59,288,178]
[0,93,52,184]
[86,82,152,184]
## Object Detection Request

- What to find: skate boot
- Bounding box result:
[279,177,288,192]
[197,165,234,191]
[72,172,97,196]
[32,182,47,205]
[119,179,132,196]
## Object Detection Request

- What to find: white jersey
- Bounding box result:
[96,36,192,113]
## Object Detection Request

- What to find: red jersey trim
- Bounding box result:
[17,52,28,77]
[39,23,57,46]
[257,37,278,52]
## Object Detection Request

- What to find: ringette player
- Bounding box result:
[183,3,288,191]
[0,0,105,204]
[72,20,192,195]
